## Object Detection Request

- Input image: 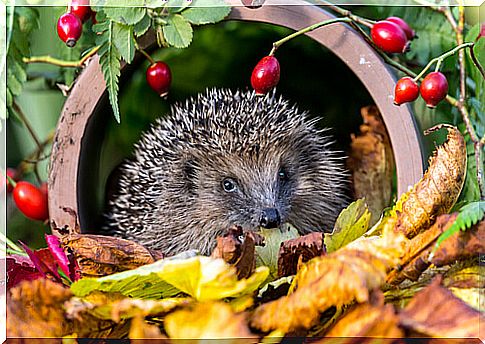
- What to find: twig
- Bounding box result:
[23,45,100,68]
[316,0,374,28]
[269,17,351,55]
[469,45,485,80]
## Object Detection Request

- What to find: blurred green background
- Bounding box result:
[6,5,484,247]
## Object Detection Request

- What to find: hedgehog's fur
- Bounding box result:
[102,88,347,256]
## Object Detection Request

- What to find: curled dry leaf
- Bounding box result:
[395,124,466,238]
[7,279,124,338]
[211,226,262,279]
[399,276,484,340]
[164,301,255,340]
[249,228,406,333]
[348,106,394,225]
[277,232,325,277]
[7,279,73,337]
[317,291,403,341]
[387,214,484,285]
[62,234,164,278]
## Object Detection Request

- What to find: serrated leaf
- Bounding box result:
[166,0,192,13]
[181,0,230,25]
[112,23,135,63]
[162,14,193,48]
[103,4,146,25]
[324,199,371,253]
[435,201,485,249]
[133,13,151,37]
[96,20,122,122]
[71,255,269,301]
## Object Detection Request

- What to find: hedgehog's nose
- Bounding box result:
[260,208,281,229]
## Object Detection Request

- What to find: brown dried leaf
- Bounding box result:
[395,125,466,238]
[7,279,73,337]
[62,234,164,277]
[249,228,406,333]
[399,276,484,339]
[277,232,325,277]
[387,215,484,285]
[164,302,256,340]
[348,106,395,225]
[318,291,403,341]
[211,226,262,279]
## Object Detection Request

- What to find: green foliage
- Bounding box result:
[112,23,136,63]
[95,18,122,123]
[163,14,193,48]
[4,7,40,119]
[181,0,231,25]
[435,201,485,251]
[324,199,371,253]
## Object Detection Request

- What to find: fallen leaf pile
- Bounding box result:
[6,124,484,341]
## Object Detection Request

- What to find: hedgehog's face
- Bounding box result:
[183,150,299,233]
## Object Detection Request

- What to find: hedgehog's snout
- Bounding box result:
[259,208,281,229]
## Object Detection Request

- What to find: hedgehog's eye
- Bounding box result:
[278,167,288,181]
[222,178,238,193]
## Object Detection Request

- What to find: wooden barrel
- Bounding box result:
[48,2,424,234]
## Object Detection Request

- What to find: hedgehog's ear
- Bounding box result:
[183,158,199,191]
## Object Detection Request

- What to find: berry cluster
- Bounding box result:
[57,0,94,47]
[3,169,49,222]
[371,17,415,54]
[394,72,448,108]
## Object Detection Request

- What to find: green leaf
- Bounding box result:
[166,0,192,13]
[181,0,230,25]
[324,199,371,253]
[162,14,193,48]
[71,255,269,301]
[103,3,146,25]
[112,23,135,63]
[434,201,485,251]
[96,20,122,122]
[133,13,151,37]
[466,24,485,108]
[255,224,300,280]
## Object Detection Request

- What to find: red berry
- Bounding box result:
[251,56,280,95]
[13,181,49,221]
[371,21,408,54]
[420,72,448,108]
[57,13,83,48]
[146,62,172,97]
[386,16,415,40]
[68,0,92,23]
[394,77,419,105]
[6,168,17,193]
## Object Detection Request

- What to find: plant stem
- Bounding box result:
[12,102,43,184]
[412,42,474,81]
[137,47,156,65]
[269,17,351,56]
[316,0,374,28]
[23,45,100,68]
[469,45,485,80]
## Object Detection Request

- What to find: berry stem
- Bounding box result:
[23,45,100,68]
[269,17,351,56]
[316,0,375,28]
[412,42,474,82]
[137,47,156,65]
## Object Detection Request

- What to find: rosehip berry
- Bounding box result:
[371,21,408,54]
[6,168,17,193]
[251,56,280,95]
[146,61,172,97]
[68,0,92,23]
[13,181,49,221]
[420,72,448,108]
[57,13,83,48]
[386,16,416,40]
[394,77,419,105]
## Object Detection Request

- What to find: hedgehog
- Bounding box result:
[102,88,348,256]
